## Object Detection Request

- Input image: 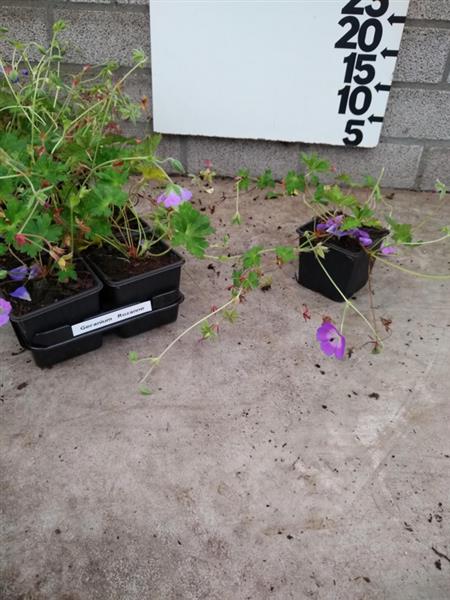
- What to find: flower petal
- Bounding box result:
[8,266,28,281]
[10,285,31,302]
[381,246,396,255]
[334,334,346,360]
[180,187,192,202]
[316,322,335,342]
[319,340,337,357]
[0,298,12,327]
[29,264,41,279]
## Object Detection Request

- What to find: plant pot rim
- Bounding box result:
[7,258,103,325]
[85,244,185,289]
[296,218,389,258]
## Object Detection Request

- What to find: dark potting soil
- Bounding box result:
[88,244,180,282]
[0,258,96,317]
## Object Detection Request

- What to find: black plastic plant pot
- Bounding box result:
[28,292,184,368]
[85,244,185,308]
[8,259,103,345]
[296,219,388,302]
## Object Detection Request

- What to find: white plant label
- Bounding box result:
[71,301,152,337]
[150,0,409,147]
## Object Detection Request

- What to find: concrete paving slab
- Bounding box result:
[1,180,450,599]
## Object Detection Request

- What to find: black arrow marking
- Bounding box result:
[381,48,399,59]
[388,14,407,25]
[368,115,384,124]
[375,82,391,93]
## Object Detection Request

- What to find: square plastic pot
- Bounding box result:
[296,219,388,302]
[8,259,103,345]
[85,244,185,308]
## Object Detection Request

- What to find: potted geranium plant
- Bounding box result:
[0,22,214,365]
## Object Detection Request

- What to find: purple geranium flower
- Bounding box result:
[157,187,192,209]
[316,321,346,360]
[317,217,372,247]
[8,265,29,281]
[29,264,41,279]
[353,229,373,247]
[10,285,31,302]
[316,215,345,237]
[0,298,12,327]
[380,246,396,255]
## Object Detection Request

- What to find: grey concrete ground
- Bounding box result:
[1,179,450,600]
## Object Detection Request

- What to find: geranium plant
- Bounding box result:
[0,22,213,329]
[132,153,450,389]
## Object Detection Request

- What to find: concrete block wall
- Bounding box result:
[1,0,450,189]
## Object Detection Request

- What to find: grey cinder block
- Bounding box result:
[0,7,48,61]
[54,8,150,66]
[408,0,450,20]
[394,27,450,83]
[182,136,422,189]
[184,137,302,180]
[419,147,450,190]
[384,89,450,140]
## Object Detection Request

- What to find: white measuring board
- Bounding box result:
[149,0,409,148]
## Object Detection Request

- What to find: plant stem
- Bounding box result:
[375,255,450,280]
[138,292,241,383]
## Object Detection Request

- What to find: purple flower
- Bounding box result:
[316,215,345,237]
[316,321,346,360]
[8,266,29,281]
[10,285,31,302]
[21,69,29,76]
[157,187,192,209]
[353,229,373,247]
[380,246,396,255]
[28,264,41,279]
[0,298,12,327]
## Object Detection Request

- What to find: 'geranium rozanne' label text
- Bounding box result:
[71,301,152,337]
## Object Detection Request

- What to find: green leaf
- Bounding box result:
[340,216,360,231]
[132,49,147,65]
[275,246,295,264]
[435,180,447,198]
[26,213,62,244]
[335,173,354,186]
[257,169,275,190]
[284,171,305,195]
[243,245,263,269]
[53,20,66,33]
[245,270,260,289]
[301,153,330,173]
[0,269,7,279]
[314,244,327,259]
[57,263,77,282]
[200,322,217,341]
[236,169,251,192]
[168,158,185,173]
[139,386,153,396]
[223,309,238,324]
[386,216,412,244]
[171,202,214,257]
[128,351,139,363]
